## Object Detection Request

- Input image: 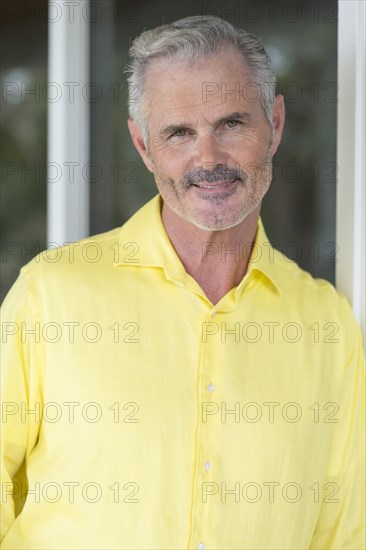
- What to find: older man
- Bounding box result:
[1,15,364,550]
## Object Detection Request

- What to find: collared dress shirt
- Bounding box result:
[1,194,365,550]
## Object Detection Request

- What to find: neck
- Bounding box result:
[161,200,260,305]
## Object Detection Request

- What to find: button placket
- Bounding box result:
[189,309,220,549]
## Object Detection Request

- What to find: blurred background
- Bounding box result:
[1,0,338,302]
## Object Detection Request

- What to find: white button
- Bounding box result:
[210,310,216,317]
[198,544,206,550]
[207,383,215,393]
[204,460,212,471]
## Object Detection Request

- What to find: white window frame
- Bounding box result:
[47,0,90,245]
[337,0,365,341]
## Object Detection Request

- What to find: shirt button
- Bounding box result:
[198,544,206,550]
[207,383,215,393]
[204,460,212,471]
[210,310,216,317]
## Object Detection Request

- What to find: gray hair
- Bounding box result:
[124,15,277,147]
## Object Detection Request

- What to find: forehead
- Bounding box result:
[144,48,262,124]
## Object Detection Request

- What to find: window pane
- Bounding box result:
[1,0,48,302]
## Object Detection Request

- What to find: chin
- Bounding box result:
[161,188,258,231]
[189,217,246,231]
[182,205,252,231]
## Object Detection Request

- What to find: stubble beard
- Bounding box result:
[153,150,274,231]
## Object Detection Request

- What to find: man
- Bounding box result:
[1,15,364,550]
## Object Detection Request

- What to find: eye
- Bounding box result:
[225,120,242,128]
[171,128,189,138]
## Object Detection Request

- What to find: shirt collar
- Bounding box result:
[245,216,283,296]
[113,193,283,296]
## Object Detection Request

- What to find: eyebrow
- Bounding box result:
[158,111,252,139]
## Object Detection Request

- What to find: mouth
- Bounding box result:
[191,179,239,192]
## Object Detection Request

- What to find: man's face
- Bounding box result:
[128,47,285,231]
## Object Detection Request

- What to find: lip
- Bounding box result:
[192,180,239,192]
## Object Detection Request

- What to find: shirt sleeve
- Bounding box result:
[309,309,366,550]
[0,265,43,542]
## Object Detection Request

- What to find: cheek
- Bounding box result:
[239,136,272,164]
[223,129,271,158]
[235,128,269,149]
[152,143,192,177]
[151,143,184,171]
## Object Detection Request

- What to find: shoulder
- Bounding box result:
[271,246,359,342]
[3,227,122,315]
[23,226,121,277]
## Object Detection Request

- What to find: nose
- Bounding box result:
[193,131,227,168]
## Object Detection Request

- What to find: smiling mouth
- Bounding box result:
[192,179,239,189]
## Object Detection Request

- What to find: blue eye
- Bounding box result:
[172,128,188,138]
[226,120,241,128]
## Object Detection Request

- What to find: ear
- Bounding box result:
[270,95,285,156]
[127,118,154,173]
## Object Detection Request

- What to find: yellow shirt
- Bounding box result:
[1,194,365,550]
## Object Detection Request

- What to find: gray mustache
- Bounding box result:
[183,165,245,186]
